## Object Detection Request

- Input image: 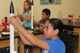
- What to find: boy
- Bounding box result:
[39,8,51,24]
[34,8,51,31]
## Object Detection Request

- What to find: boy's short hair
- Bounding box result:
[42,8,51,16]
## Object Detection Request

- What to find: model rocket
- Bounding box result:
[31,0,34,29]
[10,1,15,53]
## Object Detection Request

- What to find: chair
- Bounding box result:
[60,29,79,53]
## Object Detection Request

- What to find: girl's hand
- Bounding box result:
[16,16,23,25]
[9,16,20,29]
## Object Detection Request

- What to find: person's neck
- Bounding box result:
[44,18,49,21]
[50,35,58,40]
[24,9,28,13]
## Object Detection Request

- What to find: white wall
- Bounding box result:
[33,0,80,20]
[0,0,25,23]
[0,0,80,23]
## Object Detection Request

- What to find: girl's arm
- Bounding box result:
[18,31,33,46]
[17,26,49,50]
[9,17,49,50]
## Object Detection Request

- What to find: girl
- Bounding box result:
[19,0,32,29]
[9,17,65,53]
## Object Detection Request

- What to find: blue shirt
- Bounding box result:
[23,10,31,29]
[41,37,65,53]
[39,19,46,24]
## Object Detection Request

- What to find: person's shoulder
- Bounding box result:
[27,10,31,15]
[28,10,31,13]
[39,19,45,24]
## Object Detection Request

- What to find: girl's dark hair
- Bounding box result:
[42,8,51,16]
[49,18,70,48]
[49,18,63,36]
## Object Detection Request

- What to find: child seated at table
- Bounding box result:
[9,17,65,53]
[34,8,51,32]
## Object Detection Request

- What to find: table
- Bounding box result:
[0,31,43,53]
[0,31,19,52]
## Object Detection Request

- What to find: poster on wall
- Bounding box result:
[40,0,61,5]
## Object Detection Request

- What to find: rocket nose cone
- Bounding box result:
[32,0,34,5]
[10,1,14,13]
